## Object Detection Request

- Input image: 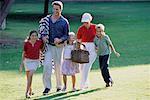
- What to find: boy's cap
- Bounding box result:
[52,1,63,10]
[96,24,105,31]
[81,13,92,23]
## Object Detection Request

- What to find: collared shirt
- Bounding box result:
[94,35,112,56]
[24,40,43,59]
[49,15,69,44]
[39,15,69,44]
[77,24,96,42]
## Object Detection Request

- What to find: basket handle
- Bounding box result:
[79,43,88,51]
[74,41,87,50]
[81,44,86,49]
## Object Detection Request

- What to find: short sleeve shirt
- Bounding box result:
[94,35,112,56]
[77,24,96,42]
[24,40,43,59]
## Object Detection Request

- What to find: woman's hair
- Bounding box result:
[26,30,38,41]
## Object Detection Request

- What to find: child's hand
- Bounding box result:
[19,63,23,73]
[54,38,62,44]
[42,36,49,43]
[95,47,98,53]
[115,52,120,57]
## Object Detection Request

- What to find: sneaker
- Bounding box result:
[80,86,88,91]
[29,92,34,96]
[106,81,114,87]
[106,83,110,87]
[62,87,66,91]
[72,88,77,92]
[110,81,114,87]
[25,93,30,99]
[43,88,50,95]
[56,88,61,92]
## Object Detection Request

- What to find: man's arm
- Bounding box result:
[39,16,50,45]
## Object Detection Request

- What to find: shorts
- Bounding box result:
[24,58,40,71]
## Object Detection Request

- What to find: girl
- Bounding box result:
[61,32,79,92]
[94,24,120,87]
[19,30,44,98]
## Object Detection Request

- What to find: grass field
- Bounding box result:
[0,1,150,99]
[0,64,149,100]
[0,2,150,70]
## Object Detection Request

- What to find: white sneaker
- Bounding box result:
[80,86,88,91]
[25,93,30,98]
[62,87,66,91]
[72,88,77,92]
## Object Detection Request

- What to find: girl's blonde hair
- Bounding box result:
[69,32,75,36]
[67,32,75,44]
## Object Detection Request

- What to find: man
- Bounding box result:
[39,1,69,95]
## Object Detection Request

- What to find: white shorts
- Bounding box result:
[24,58,40,71]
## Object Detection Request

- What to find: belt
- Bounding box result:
[48,42,64,46]
[48,43,56,46]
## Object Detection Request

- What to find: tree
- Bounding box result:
[44,0,49,16]
[0,0,14,30]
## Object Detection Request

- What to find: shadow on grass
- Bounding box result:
[34,87,106,100]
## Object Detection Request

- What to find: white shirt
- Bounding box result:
[63,45,74,59]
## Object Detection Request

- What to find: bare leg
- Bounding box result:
[29,73,33,95]
[29,88,32,95]
[72,75,76,89]
[63,75,67,87]
[26,70,34,97]
[26,71,30,95]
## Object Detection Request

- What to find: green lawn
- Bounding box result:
[0,64,149,100]
[0,2,150,70]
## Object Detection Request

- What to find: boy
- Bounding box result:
[94,24,120,87]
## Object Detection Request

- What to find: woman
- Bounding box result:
[77,13,97,90]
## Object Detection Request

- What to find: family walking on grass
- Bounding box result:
[19,1,120,98]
